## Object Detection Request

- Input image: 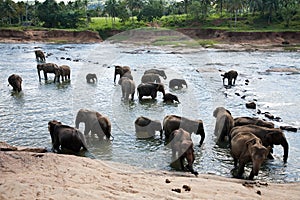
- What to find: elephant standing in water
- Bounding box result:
[134,116,163,139]
[114,65,132,84]
[213,107,234,143]
[163,115,205,146]
[221,70,238,86]
[75,109,112,140]
[58,65,71,82]
[119,77,136,101]
[8,74,22,92]
[86,73,97,83]
[234,117,274,128]
[137,82,165,100]
[34,50,46,63]
[163,93,180,103]
[141,73,161,83]
[37,63,60,82]
[230,124,289,162]
[48,120,88,153]
[169,79,187,89]
[230,131,271,180]
[170,128,198,176]
[144,69,167,80]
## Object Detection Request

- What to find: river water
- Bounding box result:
[0,37,299,183]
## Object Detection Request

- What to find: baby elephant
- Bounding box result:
[8,74,22,92]
[58,65,71,82]
[163,93,180,103]
[170,128,198,176]
[48,120,88,154]
[34,50,46,62]
[86,73,97,83]
[213,107,234,143]
[231,132,270,180]
[169,79,187,89]
[221,70,238,86]
[134,116,163,139]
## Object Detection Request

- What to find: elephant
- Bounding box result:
[170,128,198,176]
[163,115,205,146]
[163,93,180,103]
[230,131,271,180]
[58,65,71,82]
[141,73,161,83]
[234,117,274,128]
[114,65,131,84]
[34,50,46,62]
[119,77,136,101]
[144,69,167,79]
[213,107,234,143]
[134,116,163,139]
[37,63,60,82]
[75,109,112,140]
[86,73,97,83]
[137,82,165,100]
[221,70,238,86]
[8,74,22,92]
[230,124,289,162]
[48,120,88,153]
[169,79,187,89]
[118,71,133,85]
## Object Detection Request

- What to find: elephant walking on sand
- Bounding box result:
[58,65,71,82]
[144,69,167,79]
[37,63,60,82]
[75,109,112,140]
[169,79,187,89]
[134,116,163,139]
[230,124,289,162]
[48,120,88,153]
[34,50,46,63]
[163,115,205,146]
[213,107,234,143]
[230,131,271,180]
[8,74,22,92]
[221,70,238,86]
[119,77,136,101]
[114,65,131,84]
[141,73,161,83]
[86,73,97,83]
[170,128,198,176]
[137,82,165,100]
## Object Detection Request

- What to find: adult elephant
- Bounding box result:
[163,115,205,146]
[221,70,238,86]
[48,120,88,153]
[114,65,131,84]
[144,69,167,79]
[141,73,161,83]
[213,107,234,143]
[37,63,60,82]
[230,124,289,162]
[137,82,165,100]
[34,50,46,63]
[75,109,112,140]
[8,74,22,92]
[86,73,97,83]
[134,116,163,139]
[231,131,271,180]
[58,65,71,82]
[234,117,274,128]
[119,77,136,101]
[169,79,187,89]
[170,128,198,176]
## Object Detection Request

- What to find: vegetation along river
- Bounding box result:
[0,37,299,183]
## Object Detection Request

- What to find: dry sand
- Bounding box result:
[1,150,300,200]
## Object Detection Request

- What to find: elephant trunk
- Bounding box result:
[37,69,41,81]
[282,139,289,162]
[114,72,117,83]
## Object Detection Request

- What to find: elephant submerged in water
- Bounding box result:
[137,82,165,100]
[213,107,234,143]
[34,50,46,63]
[134,116,163,139]
[8,74,22,92]
[37,63,60,82]
[48,120,88,154]
[163,93,180,103]
[86,73,97,83]
[221,70,238,86]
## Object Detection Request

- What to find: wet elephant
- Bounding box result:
[144,69,167,79]
[170,128,198,176]
[141,73,161,83]
[58,65,71,82]
[114,65,131,84]
[134,116,163,139]
[234,117,274,128]
[8,74,22,92]
[163,115,205,146]
[163,93,180,103]
[119,77,136,101]
[34,50,46,62]
[169,79,187,89]
[230,124,289,162]
[75,109,112,140]
[230,131,271,180]
[213,107,234,143]
[37,63,60,82]
[221,70,238,86]
[48,120,88,153]
[137,82,165,100]
[86,73,97,83]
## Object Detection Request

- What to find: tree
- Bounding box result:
[104,0,119,27]
[137,0,164,22]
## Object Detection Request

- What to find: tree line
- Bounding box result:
[0,0,299,29]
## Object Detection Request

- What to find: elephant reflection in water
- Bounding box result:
[75,109,112,141]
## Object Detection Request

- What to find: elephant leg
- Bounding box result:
[44,72,48,80]
[179,156,185,170]
[237,162,246,178]
[131,92,135,101]
[151,92,157,99]
[248,170,255,180]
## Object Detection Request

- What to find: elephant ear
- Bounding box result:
[245,138,257,147]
